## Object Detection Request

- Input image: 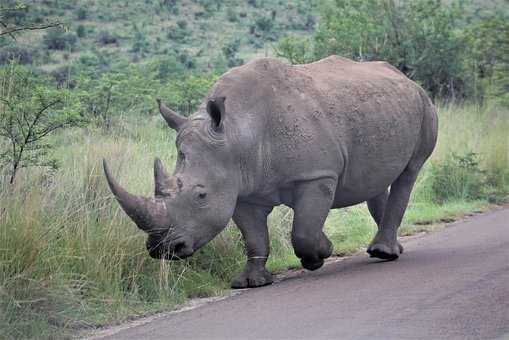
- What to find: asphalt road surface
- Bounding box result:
[96,208,509,340]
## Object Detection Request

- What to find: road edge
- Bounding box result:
[80,203,508,339]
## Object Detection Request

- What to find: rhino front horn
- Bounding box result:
[103,159,167,232]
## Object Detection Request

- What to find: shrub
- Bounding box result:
[76,24,86,38]
[0,44,36,65]
[226,7,237,22]
[255,15,273,33]
[43,28,77,50]
[160,0,179,14]
[0,6,27,25]
[222,39,243,67]
[131,25,150,55]
[176,19,187,29]
[76,7,88,20]
[431,152,485,202]
[97,30,118,45]
[177,51,195,69]
[0,61,82,184]
[274,36,313,64]
[166,24,188,43]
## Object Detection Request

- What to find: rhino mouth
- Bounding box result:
[147,236,194,260]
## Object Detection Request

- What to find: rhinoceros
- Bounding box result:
[103,56,438,288]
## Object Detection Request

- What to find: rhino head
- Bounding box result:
[103,97,239,260]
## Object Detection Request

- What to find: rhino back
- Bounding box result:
[205,56,432,205]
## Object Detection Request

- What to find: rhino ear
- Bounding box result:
[206,97,226,132]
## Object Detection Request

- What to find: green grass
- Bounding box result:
[5,0,316,73]
[0,102,508,339]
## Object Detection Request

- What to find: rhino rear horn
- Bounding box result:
[154,158,172,197]
[103,159,167,232]
[157,98,188,131]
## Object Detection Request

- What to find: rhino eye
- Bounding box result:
[178,151,185,161]
[193,186,208,207]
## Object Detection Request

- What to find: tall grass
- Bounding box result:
[0,103,507,339]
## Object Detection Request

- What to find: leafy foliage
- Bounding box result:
[0,61,81,183]
[463,13,509,106]
[274,35,313,64]
[431,152,485,202]
[0,2,61,39]
[276,0,509,101]
[43,28,77,50]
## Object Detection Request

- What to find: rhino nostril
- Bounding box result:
[172,241,187,254]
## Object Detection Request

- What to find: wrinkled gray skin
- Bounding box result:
[104,56,438,288]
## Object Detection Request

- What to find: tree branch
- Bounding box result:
[0,20,16,40]
[0,22,63,38]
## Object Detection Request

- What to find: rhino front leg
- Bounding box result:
[231,202,274,289]
[291,177,336,271]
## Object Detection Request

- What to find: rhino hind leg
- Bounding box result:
[367,163,422,260]
[231,203,274,289]
[367,190,404,256]
[291,177,336,271]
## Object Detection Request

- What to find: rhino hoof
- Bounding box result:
[367,242,402,261]
[231,269,273,289]
[301,258,324,271]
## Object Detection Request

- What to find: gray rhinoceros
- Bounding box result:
[103,56,438,288]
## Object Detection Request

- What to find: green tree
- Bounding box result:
[276,0,468,99]
[274,35,313,64]
[0,61,81,184]
[160,74,217,116]
[43,28,77,51]
[464,13,509,106]
[222,38,243,67]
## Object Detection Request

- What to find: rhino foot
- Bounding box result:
[293,232,333,271]
[301,258,324,271]
[231,268,273,289]
[367,241,403,261]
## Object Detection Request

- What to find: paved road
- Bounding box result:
[98,208,509,340]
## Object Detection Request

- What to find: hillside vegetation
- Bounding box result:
[0,0,508,339]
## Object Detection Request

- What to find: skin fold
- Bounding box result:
[104,56,438,288]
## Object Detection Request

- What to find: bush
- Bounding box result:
[76,7,88,20]
[76,24,86,38]
[431,152,485,202]
[0,6,27,25]
[150,56,185,79]
[43,29,77,51]
[160,0,179,14]
[0,44,36,65]
[166,24,188,43]
[274,36,313,64]
[222,39,243,67]
[50,66,77,89]
[131,25,150,55]
[97,30,118,45]
[177,51,196,69]
[226,7,237,22]
[254,15,273,33]
[176,19,187,29]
